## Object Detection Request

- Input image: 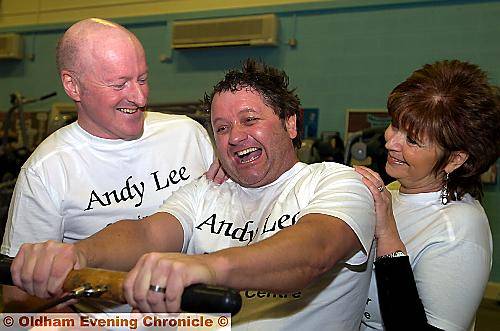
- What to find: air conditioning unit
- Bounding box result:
[0,34,24,60]
[172,14,278,49]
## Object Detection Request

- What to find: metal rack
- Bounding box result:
[0,92,56,235]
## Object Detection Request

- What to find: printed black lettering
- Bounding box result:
[151,167,190,191]
[85,190,107,210]
[168,169,180,185]
[119,176,135,203]
[196,214,217,232]
[151,171,169,190]
[277,214,291,229]
[232,220,254,242]
[262,213,298,235]
[179,166,190,180]
[244,290,301,300]
[84,176,146,211]
[217,220,233,236]
[103,190,121,205]
[245,291,256,298]
[256,291,267,298]
[247,228,257,243]
[119,187,131,202]
[261,215,276,234]
[196,212,301,245]
[196,216,257,244]
[267,293,288,298]
[131,181,145,207]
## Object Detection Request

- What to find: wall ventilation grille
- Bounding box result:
[0,34,23,60]
[172,14,278,49]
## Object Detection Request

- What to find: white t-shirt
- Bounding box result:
[2,112,214,256]
[361,189,492,331]
[160,162,376,330]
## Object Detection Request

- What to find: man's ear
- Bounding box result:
[285,114,297,139]
[444,151,469,174]
[61,70,81,102]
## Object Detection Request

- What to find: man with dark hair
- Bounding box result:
[202,59,303,148]
[12,59,375,330]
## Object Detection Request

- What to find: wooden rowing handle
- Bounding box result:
[63,267,126,302]
[0,256,242,315]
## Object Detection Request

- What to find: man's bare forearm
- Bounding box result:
[204,213,362,292]
[76,212,184,271]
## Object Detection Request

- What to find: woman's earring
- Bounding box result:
[441,172,449,205]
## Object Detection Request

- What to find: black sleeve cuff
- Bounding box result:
[374,256,442,331]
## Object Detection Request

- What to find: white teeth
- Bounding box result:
[390,155,405,164]
[117,108,137,114]
[236,147,258,157]
[241,155,259,164]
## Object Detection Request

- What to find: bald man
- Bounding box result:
[1,18,214,303]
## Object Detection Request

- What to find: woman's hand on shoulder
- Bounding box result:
[205,159,228,185]
[354,166,406,256]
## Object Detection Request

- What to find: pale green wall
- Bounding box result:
[1,0,499,280]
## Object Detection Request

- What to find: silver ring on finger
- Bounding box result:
[149,284,167,293]
[377,185,385,192]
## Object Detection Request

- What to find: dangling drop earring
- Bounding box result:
[441,172,449,205]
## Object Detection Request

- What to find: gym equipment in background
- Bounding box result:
[344,127,393,184]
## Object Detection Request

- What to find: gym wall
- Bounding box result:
[0,0,499,287]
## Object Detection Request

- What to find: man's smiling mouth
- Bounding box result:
[117,107,145,114]
[236,147,262,164]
